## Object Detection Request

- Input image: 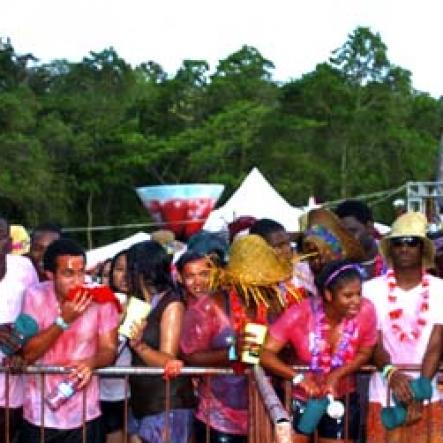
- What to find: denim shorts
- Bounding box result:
[292,392,360,440]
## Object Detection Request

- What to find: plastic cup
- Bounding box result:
[118,297,151,339]
[241,323,267,365]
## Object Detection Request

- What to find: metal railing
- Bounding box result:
[0,364,438,443]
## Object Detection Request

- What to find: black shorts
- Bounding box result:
[0,406,22,441]
[292,392,360,440]
[100,400,126,434]
[19,416,105,443]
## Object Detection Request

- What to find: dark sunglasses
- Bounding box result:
[391,236,422,248]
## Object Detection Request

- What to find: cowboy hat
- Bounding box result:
[379,212,435,269]
[303,208,366,262]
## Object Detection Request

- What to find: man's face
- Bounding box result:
[180,258,212,299]
[48,255,86,300]
[266,230,293,263]
[340,216,374,252]
[0,218,11,258]
[30,231,60,273]
[389,237,423,270]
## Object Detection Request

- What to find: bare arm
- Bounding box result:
[260,335,294,380]
[23,324,64,363]
[329,345,374,380]
[23,292,92,363]
[372,330,413,403]
[372,330,391,370]
[325,345,374,396]
[260,333,321,397]
[182,348,230,367]
[72,326,118,389]
[132,301,184,367]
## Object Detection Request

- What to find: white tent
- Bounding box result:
[86,232,151,270]
[204,168,303,232]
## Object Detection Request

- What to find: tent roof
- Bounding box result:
[204,167,303,232]
[86,231,150,270]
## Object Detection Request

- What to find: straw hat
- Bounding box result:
[212,234,302,307]
[303,208,366,262]
[150,229,185,255]
[379,212,435,269]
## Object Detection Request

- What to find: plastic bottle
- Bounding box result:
[45,377,79,410]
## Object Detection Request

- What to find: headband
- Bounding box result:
[324,264,362,287]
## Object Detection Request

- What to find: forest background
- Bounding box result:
[1,27,442,247]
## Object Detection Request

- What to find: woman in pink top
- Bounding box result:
[261,259,377,442]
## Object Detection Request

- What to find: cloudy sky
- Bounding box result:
[2,0,442,96]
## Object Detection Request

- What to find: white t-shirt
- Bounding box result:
[0,254,38,407]
[99,292,131,401]
[363,273,443,406]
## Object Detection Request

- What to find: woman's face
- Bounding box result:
[100,260,112,286]
[180,258,211,298]
[112,254,128,294]
[325,277,362,319]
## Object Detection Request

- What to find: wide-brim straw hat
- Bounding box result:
[303,208,366,262]
[379,212,435,269]
[211,234,302,307]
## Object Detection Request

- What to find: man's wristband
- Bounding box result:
[55,316,70,331]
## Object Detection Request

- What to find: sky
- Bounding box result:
[1,0,442,97]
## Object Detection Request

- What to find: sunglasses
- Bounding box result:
[391,236,422,248]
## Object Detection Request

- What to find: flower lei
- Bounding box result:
[310,297,357,374]
[387,269,429,342]
[229,289,267,374]
[229,289,267,331]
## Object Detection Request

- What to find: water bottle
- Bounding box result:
[45,377,79,410]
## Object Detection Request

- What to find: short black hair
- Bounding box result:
[176,250,207,274]
[335,200,373,225]
[43,238,86,272]
[249,218,285,240]
[186,231,228,265]
[315,259,362,299]
[31,223,62,241]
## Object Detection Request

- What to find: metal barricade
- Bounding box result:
[249,365,291,443]
[0,364,438,443]
[0,365,233,443]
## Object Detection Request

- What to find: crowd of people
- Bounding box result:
[2,199,443,443]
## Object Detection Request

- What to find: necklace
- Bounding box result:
[229,289,267,332]
[228,289,267,374]
[387,269,429,342]
[310,297,357,374]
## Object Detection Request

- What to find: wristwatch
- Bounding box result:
[292,373,305,385]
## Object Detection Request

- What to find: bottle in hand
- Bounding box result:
[45,377,80,411]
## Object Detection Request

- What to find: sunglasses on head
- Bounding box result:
[391,236,422,248]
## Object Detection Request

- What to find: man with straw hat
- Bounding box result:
[180,234,302,442]
[363,212,443,443]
